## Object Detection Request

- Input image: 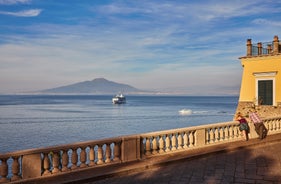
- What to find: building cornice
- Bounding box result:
[253,71,277,77]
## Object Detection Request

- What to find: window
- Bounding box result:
[253,72,276,106]
[258,80,273,105]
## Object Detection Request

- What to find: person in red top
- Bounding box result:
[235,112,249,141]
[249,108,267,139]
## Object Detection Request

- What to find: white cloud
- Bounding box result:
[252,18,281,27]
[0,0,30,5]
[96,1,275,23]
[0,9,42,17]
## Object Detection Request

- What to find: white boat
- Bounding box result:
[112,93,126,104]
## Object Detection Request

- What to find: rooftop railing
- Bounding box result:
[251,41,274,56]
[245,36,281,57]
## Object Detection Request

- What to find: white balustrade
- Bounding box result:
[264,117,281,135]
[1,117,281,183]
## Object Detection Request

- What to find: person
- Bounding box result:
[235,112,249,141]
[248,109,267,139]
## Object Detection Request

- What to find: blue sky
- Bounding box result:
[0,0,281,95]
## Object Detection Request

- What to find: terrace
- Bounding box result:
[1,116,281,183]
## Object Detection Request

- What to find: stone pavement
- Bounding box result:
[77,135,281,184]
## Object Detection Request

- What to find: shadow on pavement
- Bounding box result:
[82,141,281,184]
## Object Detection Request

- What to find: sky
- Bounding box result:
[0,0,281,95]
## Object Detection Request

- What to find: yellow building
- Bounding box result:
[236,35,281,118]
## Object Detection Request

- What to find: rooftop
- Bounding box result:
[241,35,281,58]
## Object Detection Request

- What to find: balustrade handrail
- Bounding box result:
[0,136,122,159]
[139,121,238,137]
[262,116,281,121]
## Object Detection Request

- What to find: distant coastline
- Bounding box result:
[7,78,237,96]
[0,93,239,97]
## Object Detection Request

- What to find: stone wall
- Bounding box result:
[235,101,281,119]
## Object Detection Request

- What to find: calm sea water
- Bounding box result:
[0,95,238,153]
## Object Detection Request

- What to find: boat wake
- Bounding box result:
[178,109,192,115]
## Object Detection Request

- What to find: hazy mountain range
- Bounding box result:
[40,78,151,94]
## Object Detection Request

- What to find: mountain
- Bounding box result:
[40,78,149,94]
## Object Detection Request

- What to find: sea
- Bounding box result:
[0,95,238,154]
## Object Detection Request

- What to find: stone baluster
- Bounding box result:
[158,135,165,153]
[96,145,104,165]
[113,142,120,162]
[165,134,171,152]
[71,149,78,170]
[235,126,240,139]
[274,120,278,131]
[89,146,96,166]
[214,128,219,142]
[271,120,275,131]
[61,150,69,172]
[152,137,158,154]
[177,133,183,150]
[205,130,209,144]
[216,128,220,141]
[233,126,237,139]
[274,119,278,130]
[80,147,87,167]
[105,144,111,163]
[0,159,9,183]
[145,138,151,155]
[42,153,51,175]
[11,157,21,181]
[183,132,188,148]
[209,129,215,143]
[188,131,192,147]
[273,120,276,130]
[236,125,240,138]
[229,125,234,139]
[225,126,229,140]
[269,121,273,132]
[52,152,60,173]
[171,134,177,151]
[219,127,224,141]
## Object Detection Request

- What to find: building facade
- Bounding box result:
[236,35,281,118]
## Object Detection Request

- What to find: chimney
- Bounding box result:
[257,42,262,55]
[247,39,252,56]
[273,35,279,54]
